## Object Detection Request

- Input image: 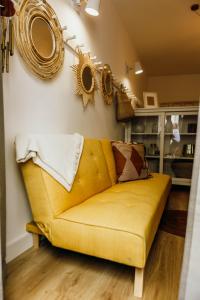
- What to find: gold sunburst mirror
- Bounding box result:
[72,50,97,107]
[100,64,113,104]
[15,0,64,80]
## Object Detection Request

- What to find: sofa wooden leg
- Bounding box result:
[134,267,144,298]
[32,233,40,249]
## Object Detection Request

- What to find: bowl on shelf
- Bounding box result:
[171,160,193,179]
[134,123,145,133]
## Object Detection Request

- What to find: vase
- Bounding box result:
[165,119,172,133]
[152,123,158,133]
[135,123,145,133]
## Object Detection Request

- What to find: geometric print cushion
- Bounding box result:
[112,142,149,182]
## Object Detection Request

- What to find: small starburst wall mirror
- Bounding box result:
[72,50,97,107]
[100,64,113,105]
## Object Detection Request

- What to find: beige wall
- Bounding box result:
[3,0,147,262]
[179,107,200,299]
[147,74,200,104]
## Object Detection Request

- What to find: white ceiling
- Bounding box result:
[113,0,200,76]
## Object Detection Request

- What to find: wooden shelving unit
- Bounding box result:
[125,106,198,186]
[172,178,191,186]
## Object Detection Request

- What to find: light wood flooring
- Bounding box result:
[166,186,190,212]
[5,187,189,300]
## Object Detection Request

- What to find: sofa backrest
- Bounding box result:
[100,139,117,185]
[21,139,113,223]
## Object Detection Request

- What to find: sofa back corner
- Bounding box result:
[21,138,113,221]
[100,138,117,185]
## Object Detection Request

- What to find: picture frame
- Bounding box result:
[143,92,159,108]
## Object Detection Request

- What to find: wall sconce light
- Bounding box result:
[72,0,100,17]
[72,0,82,6]
[135,61,143,75]
[85,0,100,16]
[126,61,144,75]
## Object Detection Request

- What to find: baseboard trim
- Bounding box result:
[6,232,33,263]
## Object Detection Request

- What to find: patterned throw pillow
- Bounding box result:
[112,142,149,182]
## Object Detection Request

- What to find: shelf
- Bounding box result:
[134,106,199,115]
[164,156,194,160]
[132,132,196,136]
[172,177,191,186]
[145,155,160,159]
[164,132,196,136]
[131,133,160,135]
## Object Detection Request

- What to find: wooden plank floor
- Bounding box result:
[6,186,189,300]
[166,186,190,211]
[5,230,184,300]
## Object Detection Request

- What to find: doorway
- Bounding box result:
[0,36,6,299]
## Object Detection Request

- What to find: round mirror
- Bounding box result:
[15,0,64,79]
[81,65,94,93]
[31,17,55,59]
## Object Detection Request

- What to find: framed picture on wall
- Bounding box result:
[143,92,159,108]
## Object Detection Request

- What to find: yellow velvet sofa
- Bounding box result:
[21,138,171,298]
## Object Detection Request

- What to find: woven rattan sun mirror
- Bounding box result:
[100,64,113,105]
[72,50,97,107]
[15,0,64,79]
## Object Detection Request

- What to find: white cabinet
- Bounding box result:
[125,106,198,186]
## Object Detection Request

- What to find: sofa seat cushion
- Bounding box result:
[50,173,171,268]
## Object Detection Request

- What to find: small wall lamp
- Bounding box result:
[135,61,143,75]
[126,61,144,75]
[85,0,100,16]
[72,0,100,17]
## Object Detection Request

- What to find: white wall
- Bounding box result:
[3,0,147,262]
[147,74,200,104]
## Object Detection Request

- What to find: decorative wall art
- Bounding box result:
[72,50,97,107]
[143,92,159,109]
[0,0,16,73]
[11,0,138,110]
[14,0,64,79]
[100,64,113,105]
[115,87,135,121]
